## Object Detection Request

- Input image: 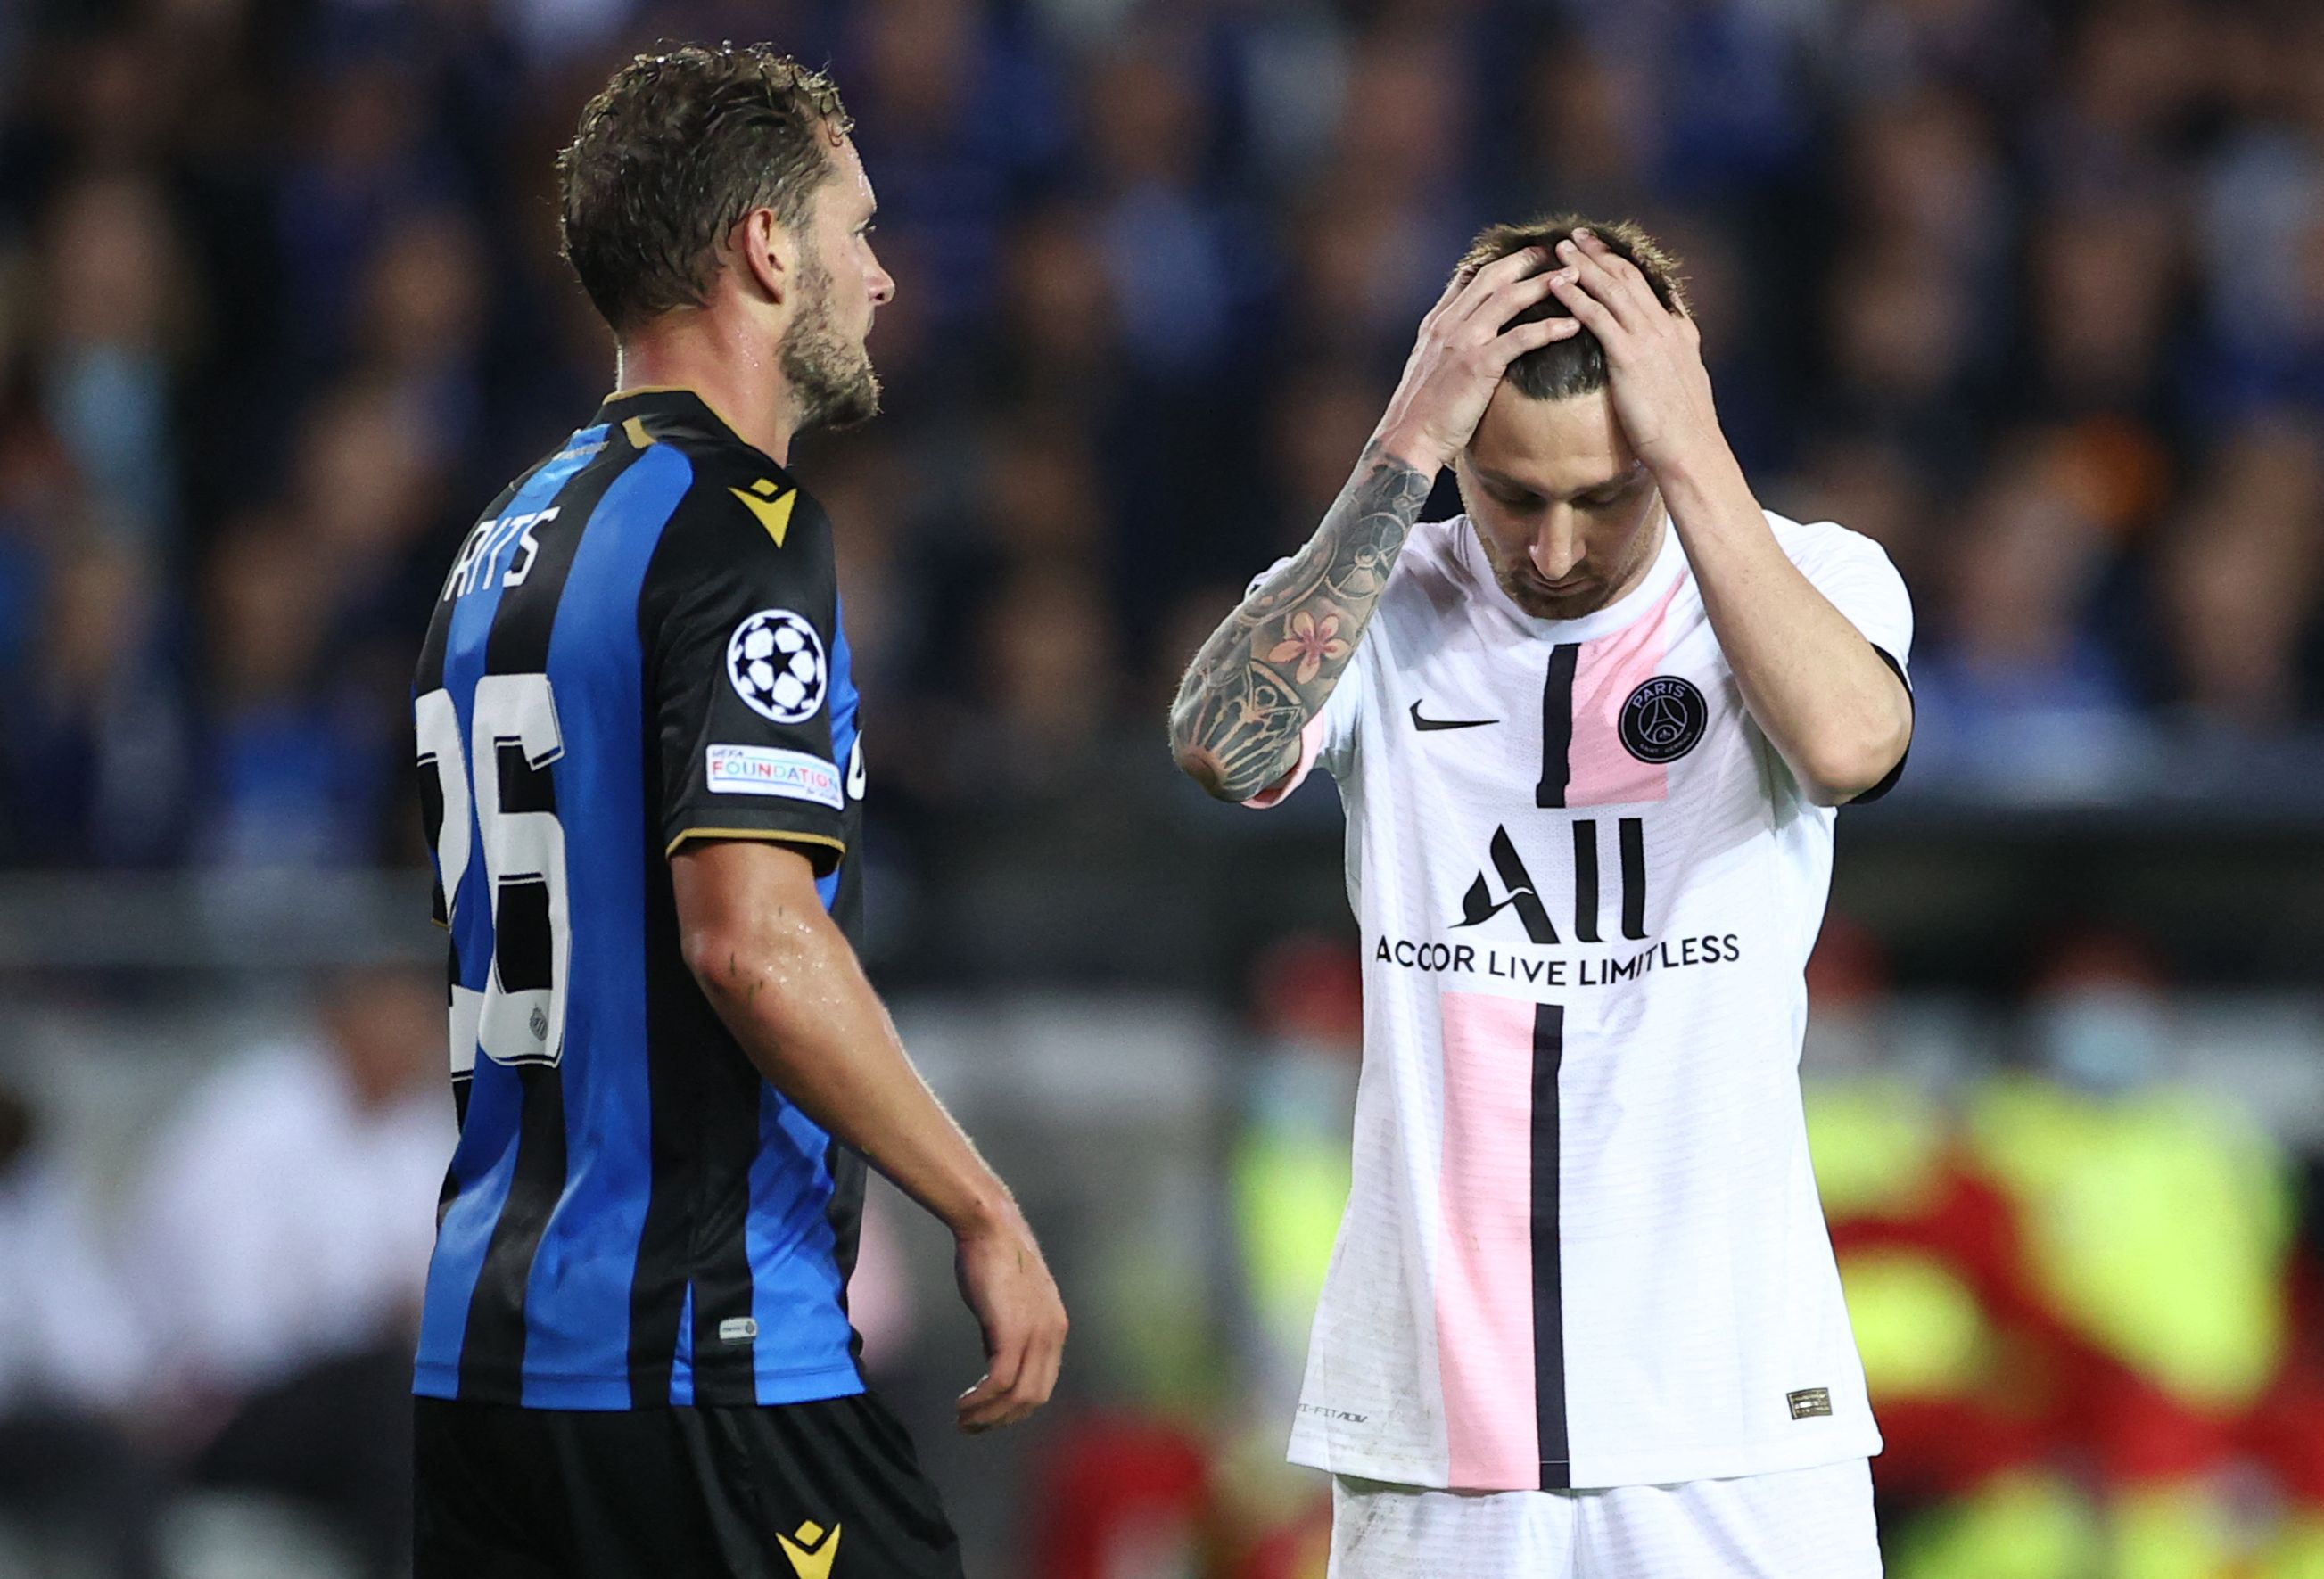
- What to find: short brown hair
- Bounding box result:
[1455,216,1689,401]
[556,44,853,336]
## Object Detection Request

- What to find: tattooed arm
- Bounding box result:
[1169,447,1430,800]
[1169,243,1578,802]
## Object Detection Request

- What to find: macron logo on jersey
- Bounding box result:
[706,745,843,809]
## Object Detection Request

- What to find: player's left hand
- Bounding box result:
[1545,230,1725,479]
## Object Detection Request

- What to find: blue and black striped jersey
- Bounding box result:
[411,388,868,1410]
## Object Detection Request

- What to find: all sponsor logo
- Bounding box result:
[1452,820,1649,945]
[1375,819,1743,987]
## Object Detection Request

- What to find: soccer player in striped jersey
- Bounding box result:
[409,45,1064,1577]
[1170,221,1914,1575]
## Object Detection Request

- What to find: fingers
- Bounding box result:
[955,1332,1025,1433]
[1558,230,1668,332]
[955,1298,1068,1434]
[1545,263,1620,341]
[1016,1314,1065,1427]
[1450,245,1553,325]
[955,1338,1060,1432]
[1488,315,1582,366]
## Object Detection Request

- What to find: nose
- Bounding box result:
[1529,508,1585,582]
[868,257,896,309]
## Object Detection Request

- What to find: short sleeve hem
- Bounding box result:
[665,824,845,875]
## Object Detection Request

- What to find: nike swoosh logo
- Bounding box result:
[1410,700,1497,732]
[730,485,798,548]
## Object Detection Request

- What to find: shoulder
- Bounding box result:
[1375,514,1477,621]
[656,440,832,555]
[1391,514,1470,588]
[640,441,836,607]
[1762,509,1899,579]
[1406,514,1471,564]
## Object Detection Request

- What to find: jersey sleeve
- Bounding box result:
[1240,556,1372,809]
[644,478,847,873]
[1778,516,1916,802]
[1782,518,1914,670]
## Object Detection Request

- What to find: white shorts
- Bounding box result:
[1328,1458,1881,1579]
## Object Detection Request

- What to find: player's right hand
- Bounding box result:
[1372,246,1580,475]
[952,1205,1068,1433]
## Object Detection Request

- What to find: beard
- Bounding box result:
[1492,563,1611,620]
[1472,504,1664,621]
[780,256,881,434]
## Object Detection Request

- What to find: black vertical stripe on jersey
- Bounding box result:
[682,1034,765,1405]
[1618,816,1648,941]
[823,1140,870,1366]
[1570,820,1601,944]
[628,861,791,1408]
[1531,1002,1570,1490]
[1535,643,1579,810]
[628,846,692,1405]
[626,497,776,1408]
[456,446,640,1402]
[457,1065,565,1400]
[441,914,468,1221]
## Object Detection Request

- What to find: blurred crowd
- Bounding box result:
[5,0,2324,1575]
[4,0,2324,876]
[0,967,449,1575]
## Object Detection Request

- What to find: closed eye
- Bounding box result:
[1578,478,1644,510]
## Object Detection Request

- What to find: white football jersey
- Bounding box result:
[1249,509,1908,1493]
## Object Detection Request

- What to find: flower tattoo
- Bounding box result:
[1266,609,1352,685]
[1167,441,1432,800]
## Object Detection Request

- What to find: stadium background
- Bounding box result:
[3,0,2324,1573]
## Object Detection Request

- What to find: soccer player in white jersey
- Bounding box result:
[1169,217,1914,1576]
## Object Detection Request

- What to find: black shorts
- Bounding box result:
[413,1391,961,1579]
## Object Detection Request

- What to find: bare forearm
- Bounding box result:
[691,912,1010,1237]
[1659,451,1911,802]
[1168,441,1431,800]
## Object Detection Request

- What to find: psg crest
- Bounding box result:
[1619,675,1706,764]
[727,609,828,724]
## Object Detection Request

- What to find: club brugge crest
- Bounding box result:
[1619,675,1707,764]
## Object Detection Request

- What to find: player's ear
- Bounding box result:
[733,208,794,308]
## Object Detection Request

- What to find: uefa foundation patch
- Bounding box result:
[706,744,843,809]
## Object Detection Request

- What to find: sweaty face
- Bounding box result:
[1455,383,1666,621]
[781,136,894,434]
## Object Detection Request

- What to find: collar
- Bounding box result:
[594,386,769,460]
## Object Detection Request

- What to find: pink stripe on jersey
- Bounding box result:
[1565,575,1683,807]
[1435,990,1540,1489]
[1242,715,1327,809]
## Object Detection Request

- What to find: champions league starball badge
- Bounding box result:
[1619,675,1707,764]
[727,609,828,724]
